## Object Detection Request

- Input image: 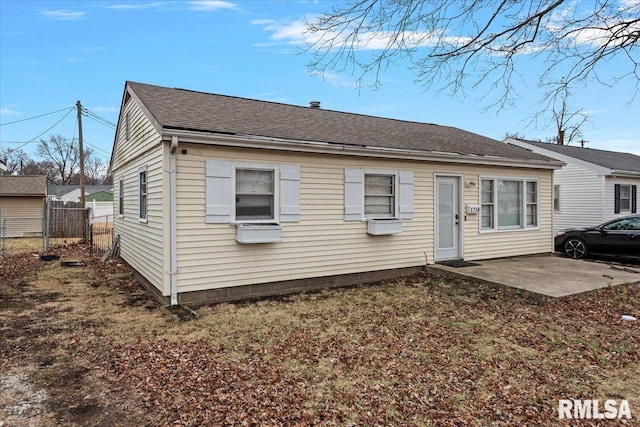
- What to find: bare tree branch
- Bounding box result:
[305,0,639,113]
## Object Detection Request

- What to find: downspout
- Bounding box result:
[169,136,178,306]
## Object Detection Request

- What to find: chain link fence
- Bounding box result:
[1,217,45,256]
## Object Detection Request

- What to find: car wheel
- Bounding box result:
[564,237,588,259]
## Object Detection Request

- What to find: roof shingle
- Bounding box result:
[127,81,555,163]
[0,176,47,196]
[512,139,640,173]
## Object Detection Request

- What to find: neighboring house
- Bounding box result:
[111,81,563,306]
[506,138,639,232]
[0,159,7,174]
[47,185,113,202]
[0,175,47,237]
[47,185,114,221]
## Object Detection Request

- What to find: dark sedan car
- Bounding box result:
[555,215,640,259]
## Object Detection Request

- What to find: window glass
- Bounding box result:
[553,185,560,212]
[620,185,631,211]
[139,171,147,220]
[364,174,394,217]
[118,179,124,216]
[236,169,274,220]
[526,181,537,226]
[480,180,494,229]
[497,180,522,228]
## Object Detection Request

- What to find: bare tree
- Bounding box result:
[0,147,29,175]
[20,159,58,183]
[549,88,589,145]
[305,0,639,110]
[36,135,80,185]
[83,152,108,185]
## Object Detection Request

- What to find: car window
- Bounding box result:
[603,219,631,231]
[603,217,640,231]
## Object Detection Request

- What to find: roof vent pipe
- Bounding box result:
[309,101,321,109]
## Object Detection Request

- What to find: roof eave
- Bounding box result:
[609,170,640,178]
[164,129,564,170]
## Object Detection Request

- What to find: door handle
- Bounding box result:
[455,214,459,225]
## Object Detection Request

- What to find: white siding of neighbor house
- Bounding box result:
[112,97,167,295]
[603,176,640,223]
[173,143,553,294]
[553,162,605,232]
[0,197,45,237]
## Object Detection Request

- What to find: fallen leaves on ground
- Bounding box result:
[1,244,639,426]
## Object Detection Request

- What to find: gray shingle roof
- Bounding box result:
[0,176,47,196]
[127,82,555,163]
[513,139,640,173]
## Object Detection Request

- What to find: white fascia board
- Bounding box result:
[165,130,564,170]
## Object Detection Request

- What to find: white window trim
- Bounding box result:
[138,166,148,223]
[118,177,124,218]
[363,169,399,220]
[479,176,540,233]
[231,162,280,224]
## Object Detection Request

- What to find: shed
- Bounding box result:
[0,175,47,238]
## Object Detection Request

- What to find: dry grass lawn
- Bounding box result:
[1,245,639,426]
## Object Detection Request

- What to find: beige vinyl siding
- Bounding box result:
[446,165,553,261]
[0,197,45,237]
[111,97,160,171]
[553,162,604,232]
[603,176,640,223]
[174,144,553,293]
[112,96,167,295]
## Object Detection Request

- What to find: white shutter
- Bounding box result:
[205,159,231,223]
[344,168,364,221]
[280,164,301,222]
[398,170,414,219]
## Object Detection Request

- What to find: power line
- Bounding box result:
[0,106,74,126]
[11,108,76,150]
[82,108,117,129]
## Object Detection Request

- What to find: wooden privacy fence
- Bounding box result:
[47,200,90,240]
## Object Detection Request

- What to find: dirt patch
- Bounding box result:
[1,245,639,426]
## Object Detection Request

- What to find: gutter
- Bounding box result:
[163,129,564,170]
[610,170,640,178]
[169,136,178,306]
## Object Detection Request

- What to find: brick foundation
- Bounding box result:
[128,263,424,306]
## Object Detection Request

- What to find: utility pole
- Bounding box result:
[76,100,86,207]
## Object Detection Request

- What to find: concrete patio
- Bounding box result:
[428,254,640,298]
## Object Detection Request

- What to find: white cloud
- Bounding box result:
[188,1,238,12]
[106,2,164,10]
[253,18,468,51]
[0,108,20,116]
[41,10,86,20]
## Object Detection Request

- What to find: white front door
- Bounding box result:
[435,176,461,261]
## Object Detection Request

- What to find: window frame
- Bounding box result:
[231,162,280,224]
[553,184,560,212]
[364,172,397,219]
[479,177,539,232]
[138,166,148,223]
[118,178,124,217]
[619,184,631,213]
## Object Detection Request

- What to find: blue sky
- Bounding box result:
[1,0,639,165]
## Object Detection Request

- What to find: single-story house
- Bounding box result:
[0,175,47,238]
[506,138,639,232]
[111,81,564,306]
[47,185,113,202]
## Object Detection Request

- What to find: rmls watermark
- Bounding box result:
[558,399,633,420]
